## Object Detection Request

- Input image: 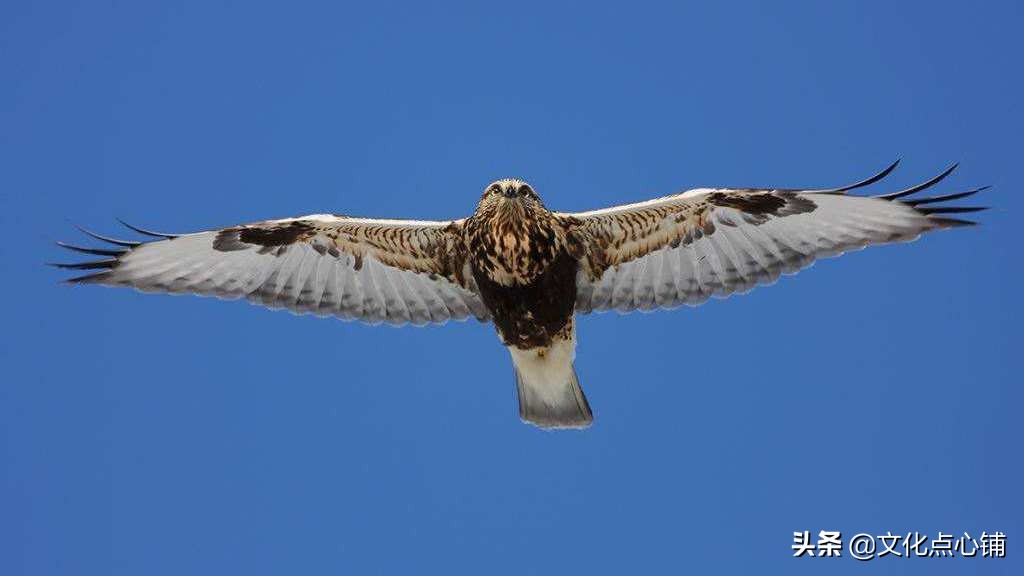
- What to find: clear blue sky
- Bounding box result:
[2,1,1020,574]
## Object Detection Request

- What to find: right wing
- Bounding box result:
[562,162,988,313]
[53,214,490,326]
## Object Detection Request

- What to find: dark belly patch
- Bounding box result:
[472,250,578,349]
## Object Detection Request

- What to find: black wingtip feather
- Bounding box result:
[56,241,126,257]
[928,217,979,228]
[820,159,901,194]
[64,272,112,284]
[852,163,991,228]
[877,163,959,200]
[903,186,989,207]
[53,221,158,282]
[47,259,119,270]
[116,218,179,239]
[74,225,142,247]
[917,205,989,215]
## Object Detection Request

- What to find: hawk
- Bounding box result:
[53,161,987,429]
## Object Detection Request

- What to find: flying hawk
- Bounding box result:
[53,161,987,429]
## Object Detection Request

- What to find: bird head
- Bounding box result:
[476,178,546,218]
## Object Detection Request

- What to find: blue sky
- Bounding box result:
[2,1,1021,574]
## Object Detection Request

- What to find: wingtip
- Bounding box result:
[46,259,119,270]
[930,216,980,228]
[902,185,991,207]
[918,205,989,215]
[73,224,142,247]
[875,158,901,176]
[115,218,179,239]
[877,162,961,200]
[55,241,126,257]
[821,158,902,194]
[63,272,110,285]
[872,158,902,181]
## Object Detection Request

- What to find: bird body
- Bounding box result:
[463,181,591,426]
[54,162,988,429]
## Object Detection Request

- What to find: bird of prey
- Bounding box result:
[53,161,987,429]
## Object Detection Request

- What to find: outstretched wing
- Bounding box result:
[563,162,989,313]
[53,215,489,325]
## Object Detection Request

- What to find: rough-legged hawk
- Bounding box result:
[53,161,988,429]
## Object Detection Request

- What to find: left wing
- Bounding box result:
[52,214,489,325]
[562,162,989,313]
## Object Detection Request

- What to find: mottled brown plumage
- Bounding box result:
[53,162,989,429]
[462,180,579,349]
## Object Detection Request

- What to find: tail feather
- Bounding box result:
[514,363,593,429]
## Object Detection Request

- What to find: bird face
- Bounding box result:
[477,178,545,215]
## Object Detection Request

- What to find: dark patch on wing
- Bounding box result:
[213,221,316,253]
[707,191,816,224]
[212,229,248,252]
[708,191,786,214]
[779,194,817,215]
[240,221,316,246]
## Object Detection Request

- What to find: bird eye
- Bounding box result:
[518,185,532,197]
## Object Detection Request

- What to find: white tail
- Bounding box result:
[508,335,592,429]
